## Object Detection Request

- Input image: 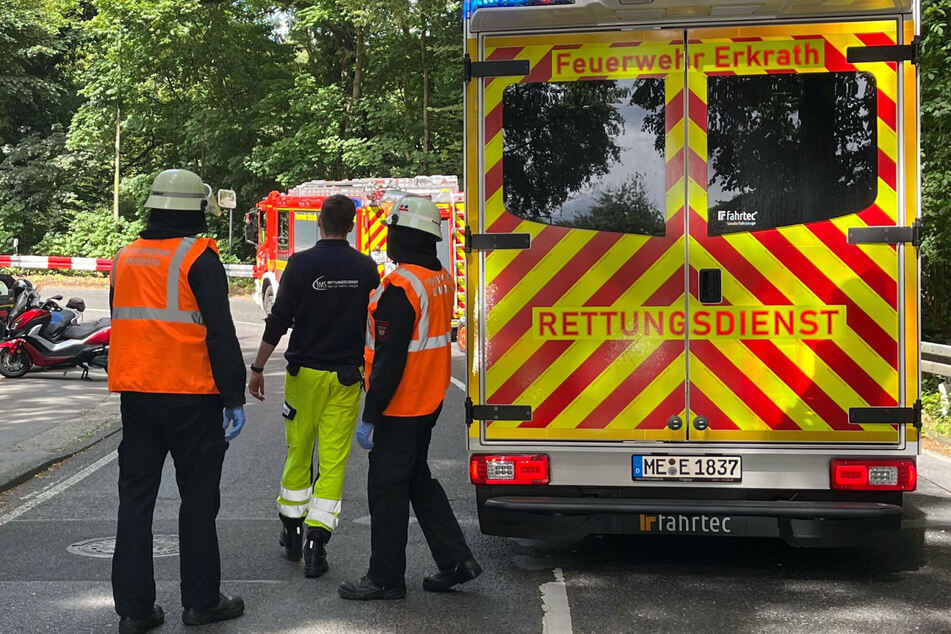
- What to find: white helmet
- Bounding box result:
[384,196,443,240]
[145,169,212,211]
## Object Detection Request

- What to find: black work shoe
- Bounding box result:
[338,576,406,601]
[119,605,164,634]
[423,558,483,592]
[302,526,331,578]
[182,593,244,626]
[279,514,304,561]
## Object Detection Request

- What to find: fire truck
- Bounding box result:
[246,176,466,329]
[463,0,921,546]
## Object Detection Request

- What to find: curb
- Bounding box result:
[0,422,122,494]
[924,430,951,448]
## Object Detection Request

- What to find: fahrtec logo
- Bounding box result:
[639,513,732,534]
[717,210,758,225]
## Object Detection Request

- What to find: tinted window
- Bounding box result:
[502,79,667,236]
[278,210,290,250]
[707,72,877,235]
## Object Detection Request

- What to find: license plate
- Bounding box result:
[633,455,742,482]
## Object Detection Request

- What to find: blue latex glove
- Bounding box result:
[356,421,374,450]
[223,406,246,442]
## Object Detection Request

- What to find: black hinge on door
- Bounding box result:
[466,399,533,426]
[848,221,920,248]
[465,225,532,253]
[464,53,531,83]
[846,36,920,65]
[848,400,922,430]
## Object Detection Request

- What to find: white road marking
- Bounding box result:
[541,568,573,634]
[0,451,117,527]
[451,377,465,391]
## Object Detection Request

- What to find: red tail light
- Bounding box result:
[469,454,549,485]
[830,459,916,491]
[86,328,110,346]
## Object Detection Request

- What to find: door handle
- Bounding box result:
[698,268,722,304]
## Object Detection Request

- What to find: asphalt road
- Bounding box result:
[1,286,951,632]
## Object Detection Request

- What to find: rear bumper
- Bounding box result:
[477,490,903,546]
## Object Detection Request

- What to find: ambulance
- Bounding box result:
[247,176,466,327]
[463,0,921,546]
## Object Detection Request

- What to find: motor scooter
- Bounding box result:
[0,290,109,379]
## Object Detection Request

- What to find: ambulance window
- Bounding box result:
[501,79,666,236]
[707,71,877,235]
[278,210,290,250]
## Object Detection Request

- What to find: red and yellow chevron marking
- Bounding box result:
[364,206,389,278]
[473,22,911,444]
[454,201,467,322]
[480,29,689,441]
[687,22,902,443]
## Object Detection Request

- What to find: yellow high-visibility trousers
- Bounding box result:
[276,368,361,532]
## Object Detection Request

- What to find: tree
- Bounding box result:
[571,173,665,236]
[502,80,630,221]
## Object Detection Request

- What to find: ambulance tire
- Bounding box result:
[263,284,275,316]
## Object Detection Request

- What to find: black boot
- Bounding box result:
[302,526,331,578]
[279,514,304,561]
[423,557,483,592]
[119,605,164,634]
[338,576,406,601]
[181,593,244,626]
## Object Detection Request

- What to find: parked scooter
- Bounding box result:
[0,289,110,379]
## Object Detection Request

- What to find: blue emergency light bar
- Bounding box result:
[465,0,574,18]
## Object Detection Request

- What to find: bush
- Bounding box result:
[35,207,144,258]
[922,389,951,438]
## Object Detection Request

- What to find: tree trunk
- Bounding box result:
[420,24,430,171]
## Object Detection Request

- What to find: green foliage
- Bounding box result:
[922,0,951,339]
[922,389,951,437]
[35,206,143,257]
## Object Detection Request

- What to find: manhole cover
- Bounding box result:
[68,535,180,558]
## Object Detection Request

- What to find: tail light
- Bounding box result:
[469,454,549,485]
[830,459,917,491]
[86,328,110,346]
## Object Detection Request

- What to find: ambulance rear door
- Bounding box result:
[684,20,913,445]
[472,29,690,442]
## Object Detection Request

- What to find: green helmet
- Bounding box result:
[145,169,212,212]
[384,196,443,240]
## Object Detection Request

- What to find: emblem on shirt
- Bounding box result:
[375,321,391,341]
[312,276,359,291]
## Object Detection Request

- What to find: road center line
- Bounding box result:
[0,451,117,527]
[451,376,465,391]
[541,567,573,634]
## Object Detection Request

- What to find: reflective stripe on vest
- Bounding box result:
[111,237,204,324]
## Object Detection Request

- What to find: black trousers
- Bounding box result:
[112,393,227,618]
[367,403,472,588]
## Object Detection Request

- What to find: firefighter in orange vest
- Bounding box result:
[339,196,482,601]
[109,169,245,633]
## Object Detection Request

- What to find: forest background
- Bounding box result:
[4,0,951,339]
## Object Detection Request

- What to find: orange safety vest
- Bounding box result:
[108,236,219,395]
[365,264,453,417]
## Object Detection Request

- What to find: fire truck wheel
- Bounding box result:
[263,284,275,316]
[0,348,31,378]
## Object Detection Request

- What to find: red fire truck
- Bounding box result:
[245,176,466,329]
